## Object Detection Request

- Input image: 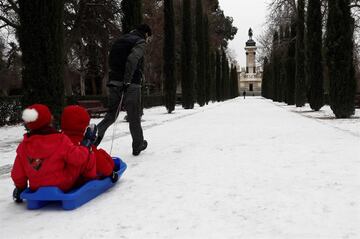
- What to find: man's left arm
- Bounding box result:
[123,40,146,84]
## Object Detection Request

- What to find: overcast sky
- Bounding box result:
[218,0,270,67]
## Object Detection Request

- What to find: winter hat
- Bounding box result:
[61,105,90,134]
[22,104,52,131]
[136,23,152,37]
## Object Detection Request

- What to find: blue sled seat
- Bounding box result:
[21,157,127,210]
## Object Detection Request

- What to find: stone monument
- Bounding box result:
[238,28,263,96]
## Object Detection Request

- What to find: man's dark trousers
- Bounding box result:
[97,84,144,150]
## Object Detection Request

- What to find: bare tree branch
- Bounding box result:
[7,0,19,13]
[0,23,8,29]
[0,16,19,29]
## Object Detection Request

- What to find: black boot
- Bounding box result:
[111,171,119,183]
[132,140,148,156]
[13,187,24,203]
[113,164,120,172]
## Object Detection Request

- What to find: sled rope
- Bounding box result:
[110,91,125,155]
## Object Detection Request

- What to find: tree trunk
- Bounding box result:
[295,0,307,107]
[181,0,194,109]
[326,0,356,118]
[18,0,65,125]
[164,0,176,113]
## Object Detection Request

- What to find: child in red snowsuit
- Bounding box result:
[11,104,97,202]
[61,105,116,179]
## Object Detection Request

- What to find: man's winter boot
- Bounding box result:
[132,140,148,156]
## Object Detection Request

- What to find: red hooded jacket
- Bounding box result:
[11,131,96,192]
[61,105,115,178]
[65,131,115,178]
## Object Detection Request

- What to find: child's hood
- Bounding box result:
[62,130,83,145]
[18,133,66,159]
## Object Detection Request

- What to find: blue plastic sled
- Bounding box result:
[20,157,127,210]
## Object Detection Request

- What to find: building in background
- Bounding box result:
[238,28,262,96]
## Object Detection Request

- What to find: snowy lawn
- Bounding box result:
[0,97,359,239]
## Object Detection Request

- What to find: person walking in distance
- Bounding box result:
[95,24,151,156]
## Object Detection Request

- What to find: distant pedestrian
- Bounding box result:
[243,91,246,99]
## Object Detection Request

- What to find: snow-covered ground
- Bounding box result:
[0,97,359,239]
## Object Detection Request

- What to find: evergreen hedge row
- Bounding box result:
[0,96,22,126]
[0,94,165,127]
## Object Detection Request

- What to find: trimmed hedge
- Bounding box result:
[0,94,167,126]
[0,96,22,126]
[144,94,164,108]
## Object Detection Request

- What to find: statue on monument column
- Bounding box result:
[248,28,253,40]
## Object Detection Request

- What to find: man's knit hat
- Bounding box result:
[136,23,152,37]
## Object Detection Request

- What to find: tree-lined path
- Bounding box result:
[1,97,359,238]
